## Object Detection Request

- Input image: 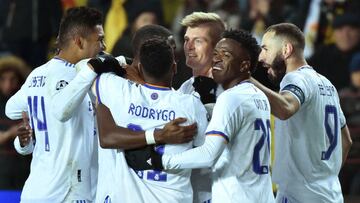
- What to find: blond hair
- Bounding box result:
[181,12,226,46]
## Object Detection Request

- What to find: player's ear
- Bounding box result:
[74,35,85,50]
[282,42,293,59]
[240,60,250,73]
[138,62,144,76]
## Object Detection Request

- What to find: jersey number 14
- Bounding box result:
[28,96,50,151]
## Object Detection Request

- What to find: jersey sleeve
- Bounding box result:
[14,136,34,155]
[162,135,226,169]
[336,93,347,128]
[5,82,29,120]
[204,93,241,143]
[280,72,311,106]
[177,77,195,94]
[191,98,209,147]
[50,60,97,122]
[93,73,129,109]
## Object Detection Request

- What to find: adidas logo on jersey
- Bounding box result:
[147,158,152,166]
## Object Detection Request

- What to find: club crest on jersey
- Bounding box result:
[151,93,158,100]
[56,80,68,90]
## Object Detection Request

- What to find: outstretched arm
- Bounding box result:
[162,135,226,170]
[52,55,126,122]
[97,104,197,150]
[250,77,300,120]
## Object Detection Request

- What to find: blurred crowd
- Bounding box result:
[0,0,359,195]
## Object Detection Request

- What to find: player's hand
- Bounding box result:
[154,118,197,144]
[125,145,163,170]
[193,76,217,104]
[18,111,33,147]
[88,52,126,77]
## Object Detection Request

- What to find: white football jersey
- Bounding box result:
[178,76,224,98]
[177,76,223,203]
[163,81,275,203]
[272,66,346,203]
[94,73,208,203]
[6,58,97,203]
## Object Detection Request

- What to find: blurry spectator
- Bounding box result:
[208,0,241,29]
[339,52,360,197]
[240,0,289,42]
[302,0,360,58]
[303,0,346,58]
[339,52,360,126]
[0,55,31,189]
[111,0,163,58]
[309,12,360,90]
[0,0,62,68]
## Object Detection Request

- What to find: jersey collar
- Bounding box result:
[53,56,75,68]
[298,65,313,71]
[143,83,171,91]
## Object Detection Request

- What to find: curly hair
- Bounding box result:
[139,38,174,79]
[222,29,260,74]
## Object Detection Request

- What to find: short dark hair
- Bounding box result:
[132,24,172,57]
[222,29,260,74]
[57,7,103,49]
[139,38,174,79]
[265,23,305,53]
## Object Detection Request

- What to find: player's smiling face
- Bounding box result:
[82,25,106,58]
[259,31,286,85]
[183,25,214,71]
[212,38,249,89]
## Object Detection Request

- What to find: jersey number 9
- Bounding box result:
[322,105,338,160]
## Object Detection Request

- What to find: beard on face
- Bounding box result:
[268,53,286,86]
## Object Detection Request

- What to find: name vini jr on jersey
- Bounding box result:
[254,99,269,111]
[128,103,176,121]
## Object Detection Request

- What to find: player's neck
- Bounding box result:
[56,49,79,64]
[223,76,250,90]
[145,80,172,89]
[144,75,172,89]
[286,56,308,73]
[192,66,212,78]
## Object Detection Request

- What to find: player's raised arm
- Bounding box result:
[250,77,300,120]
[51,53,126,122]
[5,81,28,120]
[50,59,97,122]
